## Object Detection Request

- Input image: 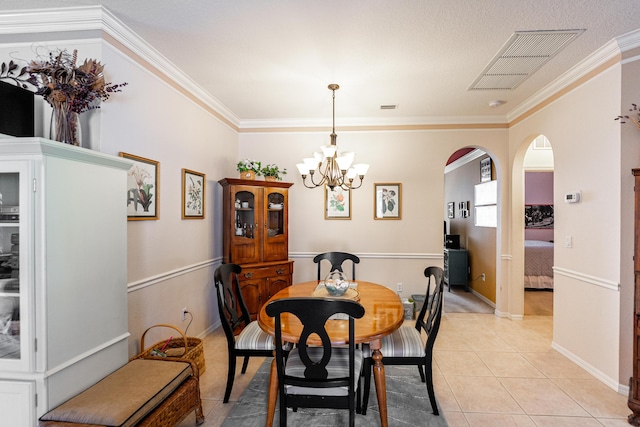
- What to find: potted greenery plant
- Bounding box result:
[260,164,287,181]
[237,159,261,180]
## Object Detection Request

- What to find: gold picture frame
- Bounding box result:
[182,168,205,219]
[325,185,351,220]
[120,152,160,221]
[374,183,401,220]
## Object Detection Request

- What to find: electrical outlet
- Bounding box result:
[481,273,486,282]
[396,282,403,292]
[182,307,188,321]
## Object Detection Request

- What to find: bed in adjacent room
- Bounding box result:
[524,240,554,289]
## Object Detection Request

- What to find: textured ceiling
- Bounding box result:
[1,0,640,127]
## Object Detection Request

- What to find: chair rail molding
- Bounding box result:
[127,258,221,293]
[553,266,619,292]
[290,251,443,260]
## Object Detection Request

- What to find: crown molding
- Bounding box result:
[0,6,241,129]
[239,115,509,133]
[0,6,103,34]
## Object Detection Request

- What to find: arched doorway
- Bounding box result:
[443,147,499,312]
[522,135,555,316]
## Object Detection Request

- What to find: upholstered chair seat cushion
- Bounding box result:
[284,347,363,396]
[235,321,275,350]
[366,325,425,358]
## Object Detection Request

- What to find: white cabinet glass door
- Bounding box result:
[0,162,31,372]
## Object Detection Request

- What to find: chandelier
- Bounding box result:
[296,84,369,191]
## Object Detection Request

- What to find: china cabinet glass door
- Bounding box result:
[0,162,31,371]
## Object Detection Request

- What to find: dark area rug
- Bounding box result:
[222,360,448,426]
[443,288,494,313]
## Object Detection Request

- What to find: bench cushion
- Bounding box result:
[40,359,192,427]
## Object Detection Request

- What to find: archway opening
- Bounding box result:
[443,147,498,313]
[523,134,555,316]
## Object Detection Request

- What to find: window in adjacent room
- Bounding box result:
[474,179,497,228]
[532,134,551,150]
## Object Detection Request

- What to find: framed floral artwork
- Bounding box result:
[182,168,205,219]
[120,152,159,220]
[325,185,351,219]
[374,183,402,220]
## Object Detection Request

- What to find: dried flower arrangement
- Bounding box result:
[615,103,640,129]
[1,49,127,113]
[0,50,127,113]
[1,49,127,145]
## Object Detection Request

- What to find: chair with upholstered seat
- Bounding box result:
[313,251,360,280]
[361,266,444,416]
[266,297,365,427]
[214,263,276,403]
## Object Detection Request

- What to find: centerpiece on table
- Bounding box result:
[0,49,127,146]
[260,164,287,181]
[237,159,261,180]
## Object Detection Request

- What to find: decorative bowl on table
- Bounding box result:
[323,271,350,296]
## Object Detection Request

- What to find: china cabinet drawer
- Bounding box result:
[239,262,293,280]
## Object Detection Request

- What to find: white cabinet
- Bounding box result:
[0,137,131,424]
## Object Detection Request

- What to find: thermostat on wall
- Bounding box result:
[564,192,581,203]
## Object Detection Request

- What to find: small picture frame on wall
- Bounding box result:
[458,201,470,218]
[480,157,492,182]
[120,152,159,221]
[182,168,205,219]
[325,185,351,219]
[374,183,402,220]
[448,202,455,219]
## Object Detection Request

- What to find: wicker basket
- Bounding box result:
[138,324,206,375]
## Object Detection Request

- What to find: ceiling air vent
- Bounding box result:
[468,29,585,91]
[380,104,398,110]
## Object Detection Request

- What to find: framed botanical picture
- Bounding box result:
[374,183,402,220]
[182,168,205,219]
[325,185,351,219]
[120,152,159,220]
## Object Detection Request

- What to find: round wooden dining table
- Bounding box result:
[258,280,404,427]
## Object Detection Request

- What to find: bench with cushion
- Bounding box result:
[39,357,204,427]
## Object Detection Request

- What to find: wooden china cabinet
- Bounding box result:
[630,169,640,425]
[219,178,293,320]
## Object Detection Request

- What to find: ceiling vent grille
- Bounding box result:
[469,29,585,91]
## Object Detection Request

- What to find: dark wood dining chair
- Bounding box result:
[361,266,444,416]
[313,251,360,280]
[266,297,365,427]
[214,263,276,403]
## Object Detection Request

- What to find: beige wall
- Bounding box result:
[509,63,629,389]
[239,128,508,300]
[619,45,640,393]
[98,42,239,355]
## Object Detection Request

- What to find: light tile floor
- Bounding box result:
[179,312,630,426]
